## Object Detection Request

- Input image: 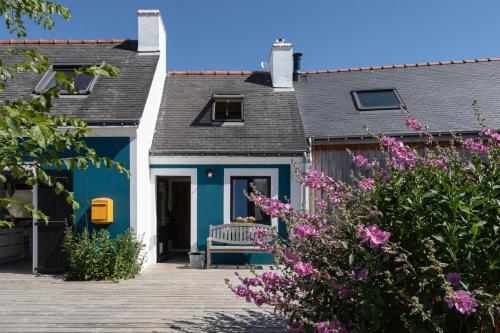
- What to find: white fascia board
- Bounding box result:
[87,126,137,138]
[150,155,303,165]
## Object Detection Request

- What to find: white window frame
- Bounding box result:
[223,168,279,227]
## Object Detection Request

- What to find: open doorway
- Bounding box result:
[156,176,191,263]
[0,170,72,274]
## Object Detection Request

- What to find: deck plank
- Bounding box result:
[0,263,287,332]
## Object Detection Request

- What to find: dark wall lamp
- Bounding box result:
[205,168,215,178]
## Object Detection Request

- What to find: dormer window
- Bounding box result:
[352,89,404,111]
[34,64,101,95]
[212,95,244,122]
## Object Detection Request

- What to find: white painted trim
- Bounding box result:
[150,156,302,165]
[149,168,198,265]
[85,127,137,137]
[223,168,279,227]
[129,136,138,232]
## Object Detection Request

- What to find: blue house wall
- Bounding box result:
[73,137,131,237]
[151,164,291,265]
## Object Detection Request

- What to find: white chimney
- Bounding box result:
[138,9,166,53]
[269,38,294,91]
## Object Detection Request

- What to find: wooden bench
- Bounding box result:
[207,223,276,269]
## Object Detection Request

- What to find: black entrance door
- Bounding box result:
[37,170,73,274]
[156,178,170,262]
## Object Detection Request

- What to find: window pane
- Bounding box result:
[46,67,94,93]
[226,101,242,120]
[213,101,226,121]
[231,178,248,220]
[73,73,93,91]
[212,99,243,121]
[355,90,401,109]
[251,178,269,196]
[250,178,270,225]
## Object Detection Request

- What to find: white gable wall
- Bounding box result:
[134,10,167,268]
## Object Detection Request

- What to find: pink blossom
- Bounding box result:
[249,196,293,218]
[480,128,500,141]
[242,277,262,287]
[302,170,335,191]
[233,285,252,302]
[435,154,449,170]
[254,227,268,237]
[252,292,267,307]
[446,272,461,286]
[358,178,375,190]
[316,198,328,210]
[293,224,318,239]
[353,154,369,167]
[353,154,375,169]
[368,209,383,217]
[315,320,347,333]
[380,136,418,169]
[331,282,357,300]
[293,262,315,277]
[284,248,300,262]
[356,224,391,248]
[464,138,486,154]
[351,268,369,281]
[405,117,422,131]
[380,136,397,148]
[381,169,390,183]
[262,271,281,283]
[444,290,478,315]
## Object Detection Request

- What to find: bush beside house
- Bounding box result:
[228,113,499,332]
[63,228,145,281]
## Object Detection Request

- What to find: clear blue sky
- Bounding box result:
[1,0,500,71]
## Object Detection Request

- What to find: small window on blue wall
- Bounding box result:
[352,88,404,111]
[230,176,270,225]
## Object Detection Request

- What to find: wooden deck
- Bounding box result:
[0,262,287,332]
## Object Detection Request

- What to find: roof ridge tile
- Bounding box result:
[0,39,131,45]
[303,57,500,74]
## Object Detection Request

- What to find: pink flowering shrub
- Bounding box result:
[227,106,499,332]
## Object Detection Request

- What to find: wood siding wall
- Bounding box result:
[312,144,384,183]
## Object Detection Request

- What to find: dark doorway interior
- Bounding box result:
[0,175,34,273]
[37,170,73,274]
[156,176,190,262]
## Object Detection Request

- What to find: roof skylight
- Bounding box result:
[34,64,100,95]
[352,89,404,111]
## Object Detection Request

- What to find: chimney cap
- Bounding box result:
[273,37,292,48]
[138,9,160,16]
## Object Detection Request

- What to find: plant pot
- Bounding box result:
[188,251,206,269]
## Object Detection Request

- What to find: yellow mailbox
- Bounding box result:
[91,198,113,224]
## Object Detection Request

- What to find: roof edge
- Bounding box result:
[304,57,500,75]
[167,57,500,76]
[308,130,490,144]
[168,70,269,76]
[0,39,134,45]
[150,150,305,157]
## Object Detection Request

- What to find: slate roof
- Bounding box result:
[295,59,500,139]
[151,73,306,156]
[0,40,159,124]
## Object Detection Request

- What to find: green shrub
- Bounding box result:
[228,111,499,332]
[63,227,145,281]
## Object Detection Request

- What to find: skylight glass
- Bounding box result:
[352,89,403,110]
[35,64,99,95]
[212,95,244,122]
